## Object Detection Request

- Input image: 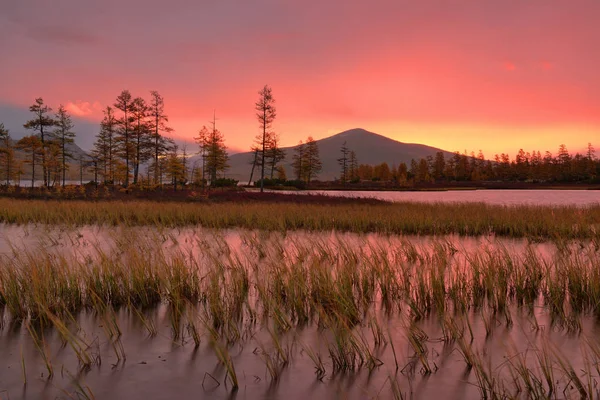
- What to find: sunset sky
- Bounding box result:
[0,0,599,158]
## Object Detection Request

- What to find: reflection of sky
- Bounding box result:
[1,1,599,157]
[265,189,600,207]
[1,224,598,399]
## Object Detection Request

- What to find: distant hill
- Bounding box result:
[211,128,456,182]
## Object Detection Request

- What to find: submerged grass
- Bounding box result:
[0,197,600,239]
[3,228,600,397]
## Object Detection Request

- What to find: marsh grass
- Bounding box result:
[1,197,600,239]
[3,228,600,397]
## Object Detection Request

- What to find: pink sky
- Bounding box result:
[1,0,599,157]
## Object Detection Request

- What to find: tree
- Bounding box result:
[0,124,15,185]
[53,105,76,186]
[337,141,349,184]
[276,165,287,181]
[131,97,151,184]
[291,141,305,181]
[433,152,445,180]
[181,144,189,185]
[266,133,286,179]
[349,151,358,181]
[93,107,118,184]
[23,98,56,187]
[195,119,228,184]
[165,145,185,190]
[114,90,134,186]
[586,143,596,178]
[148,91,173,184]
[248,148,260,185]
[16,135,43,188]
[303,136,322,184]
[255,85,276,192]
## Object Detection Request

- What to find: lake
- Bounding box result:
[266,189,600,206]
[1,225,599,399]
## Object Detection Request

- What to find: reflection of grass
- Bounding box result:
[5,229,600,397]
[1,198,600,239]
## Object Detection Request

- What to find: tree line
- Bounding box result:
[4,86,595,189]
[0,99,77,188]
[0,85,304,190]
[350,145,599,184]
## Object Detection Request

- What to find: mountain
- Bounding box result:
[212,128,456,182]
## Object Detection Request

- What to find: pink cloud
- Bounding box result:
[65,100,103,117]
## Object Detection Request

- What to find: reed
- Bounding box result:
[1,197,600,239]
[4,227,600,397]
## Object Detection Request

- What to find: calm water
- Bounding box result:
[1,226,598,399]
[270,189,600,206]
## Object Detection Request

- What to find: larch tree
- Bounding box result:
[0,123,15,185]
[248,147,260,185]
[16,135,44,188]
[304,136,322,184]
[291,141,305,181]
[349,150,358,181]
[255,85,276,192]
[131,97,151,184]
[114,90,134,187]
[53,105,76,186]
[195,119,229,185]
[23,98,56,187]
[337,141,349,185]
[165,144,185,191]
[148,91,173,184]
[181,144,189,184]
[93,107,118,184]
[266,133,286,179]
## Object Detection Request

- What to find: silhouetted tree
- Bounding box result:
[248,148,260,185]
[148,91,173,184]
[303,136,322,184]
[114,90,134,186]
[53,105,76,186]
[165,144,185,190]
[266,133,286,179]
[338,141,349,184]
[16,135,43,188]
[0,124,15,185]
[255,85,276,192]
[93,107,118,184]
[291,141,305,181]
[23,98,55,187]
[349,150,358,181]
[195,118,228,184]
[131,97,151,184]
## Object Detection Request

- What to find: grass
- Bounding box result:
[0,197,600,239]
[3,227,600,397]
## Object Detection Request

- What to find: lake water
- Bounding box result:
[269,189,600,206]
[1,226,599,399]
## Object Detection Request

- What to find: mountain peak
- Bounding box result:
[333,128,375,138]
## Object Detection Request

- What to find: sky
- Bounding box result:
[0,0,599,158]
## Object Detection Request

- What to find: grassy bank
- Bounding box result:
[0,197,599,239]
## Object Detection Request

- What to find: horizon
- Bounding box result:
[1,1,599,158]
